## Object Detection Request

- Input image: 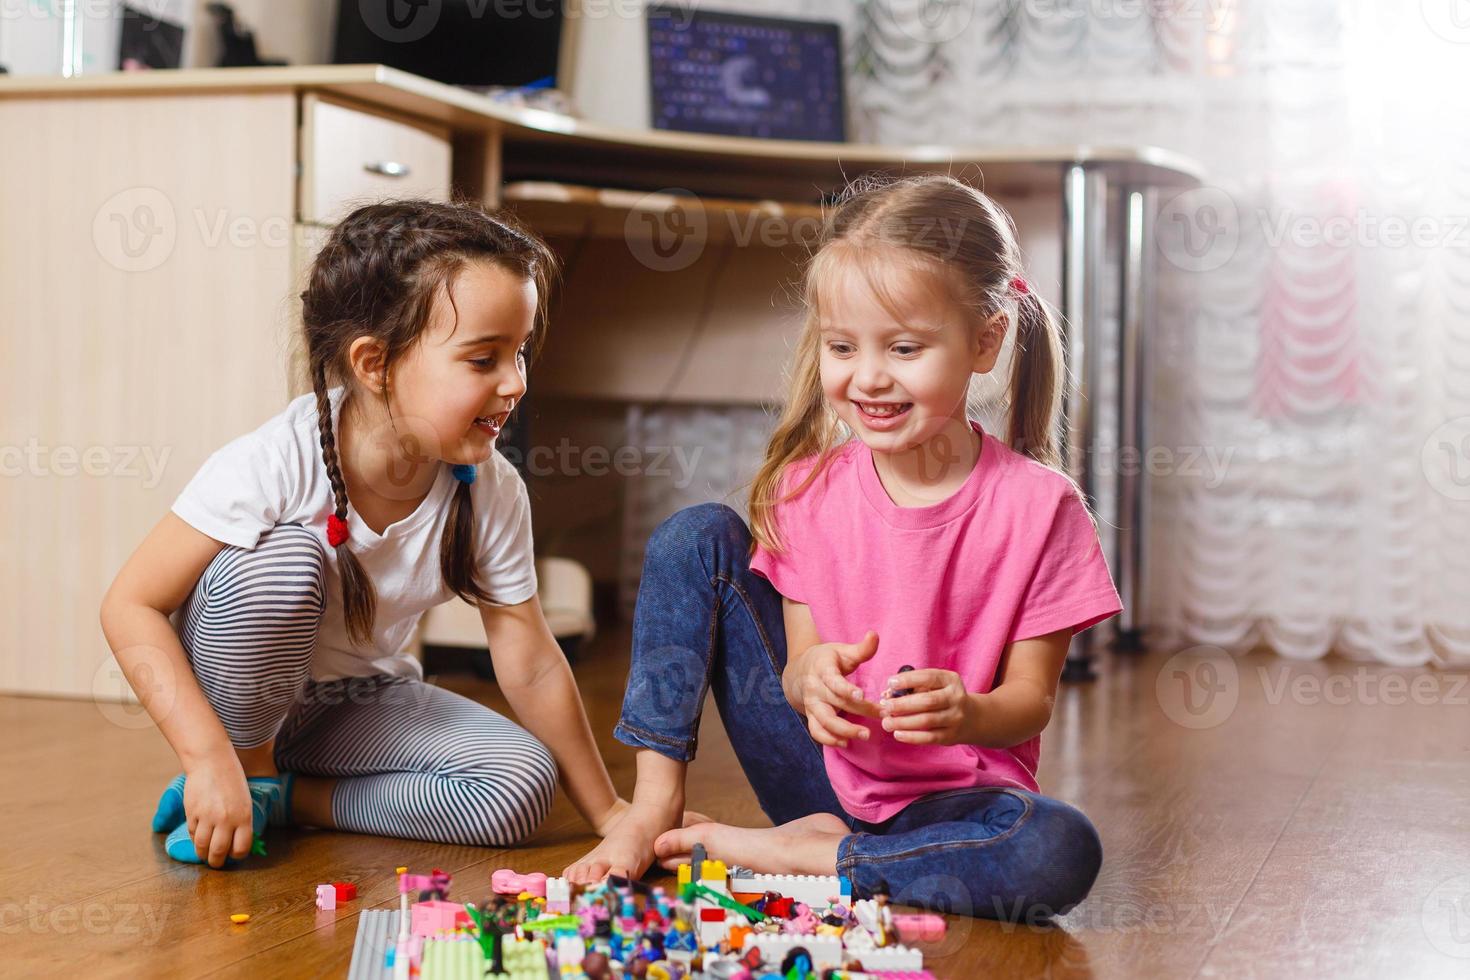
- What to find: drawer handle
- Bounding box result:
[364,161,411,178]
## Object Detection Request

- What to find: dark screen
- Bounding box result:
[334,0,563,87]
[647,4,846,142]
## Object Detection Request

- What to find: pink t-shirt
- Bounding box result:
[749,424,1122,823]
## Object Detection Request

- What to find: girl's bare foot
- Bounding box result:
[564,802,715,885]
[653,811,850,876]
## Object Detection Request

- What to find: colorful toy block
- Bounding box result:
[491,868,548,898]
[411,900,469,937]
[741,931,845,968]
[545,875,571,913]
[347,855,930,980]
[891,913,946,943]
[729,873,851,909]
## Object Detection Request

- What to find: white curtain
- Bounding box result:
[831,0,1470,665]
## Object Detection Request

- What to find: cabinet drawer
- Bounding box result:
[300,95,451,224]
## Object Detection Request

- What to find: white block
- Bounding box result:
[555,934,586,970]
[847,944,924,971]
[742,932,845,969]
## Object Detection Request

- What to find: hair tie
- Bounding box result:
[326,514,349,548]
[1010,276,1030,295]
[451,464,477,486]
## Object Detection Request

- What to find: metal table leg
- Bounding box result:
[1060,164,1108,682]
[1114,188,1152,652]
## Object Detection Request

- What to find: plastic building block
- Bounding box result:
[545,876,571,914]
[419,936,486,980]
[847,944,924,971]
[554,933,587,973]
[229,913,250,924]
[411,900,469,937]
[729,873,852,909]
[891,913,946,944]
[350,852,926,980]
[888,665,916,698]
[400,869,452,899]
[680,882,763,923]
[741,932,845,969]
[499,937,547,975]
[491,868,548,897]
[395,866,408,875]
[348,909,401,980]
[521,914,580,934]
[316,884,337,911]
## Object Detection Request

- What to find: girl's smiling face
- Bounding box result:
[816,247,1002,457]
[357,260,538,468]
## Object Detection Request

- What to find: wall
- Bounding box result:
[0,0,333,74]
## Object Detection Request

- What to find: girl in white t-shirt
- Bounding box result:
[101,201,643,868]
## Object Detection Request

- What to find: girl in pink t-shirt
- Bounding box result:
[566,175,1121,921]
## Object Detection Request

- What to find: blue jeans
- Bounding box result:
[614,503,1103,921]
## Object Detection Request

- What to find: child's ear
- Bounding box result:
[972,310,1009,374]
[347,336,390,393]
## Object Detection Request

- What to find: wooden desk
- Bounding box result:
[0,65,1201,696]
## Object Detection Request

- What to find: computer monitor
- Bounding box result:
[333,0,563,88]
[647,5,846,143]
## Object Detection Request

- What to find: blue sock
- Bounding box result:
[153,773,282,865]
[247,773,295,827]
[151,773,186,833]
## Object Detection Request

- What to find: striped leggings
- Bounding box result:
[177,524,558,847]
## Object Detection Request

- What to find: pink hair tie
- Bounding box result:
[1010,276,1030,295]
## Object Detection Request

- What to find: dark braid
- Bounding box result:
[301,199,559,644]
[311,359,377,644]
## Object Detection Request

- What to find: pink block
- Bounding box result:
[491,869,548,897]
[315,884,336,911]
[892,914,946,943]
[411,900,468,937]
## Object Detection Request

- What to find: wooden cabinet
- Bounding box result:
[299,95,452,225]
[0,88,453,697]
[0,92,299,698]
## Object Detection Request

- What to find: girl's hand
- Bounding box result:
[182,753,255,868]
[879,669,979,745]
[783,631,883,748]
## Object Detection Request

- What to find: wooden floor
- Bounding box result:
[8,632,1470,978]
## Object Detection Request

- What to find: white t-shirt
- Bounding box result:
[172,387,538,681]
